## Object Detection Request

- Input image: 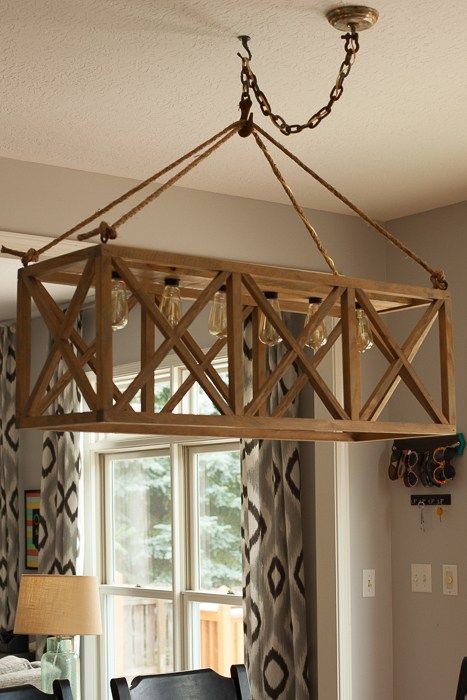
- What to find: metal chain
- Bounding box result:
[239,30,360,135]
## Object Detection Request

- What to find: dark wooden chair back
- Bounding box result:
[110,664,251,700]
[0,680,72,700]
[456,657,467,700]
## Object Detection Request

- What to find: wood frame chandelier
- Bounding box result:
[3,6,456,442]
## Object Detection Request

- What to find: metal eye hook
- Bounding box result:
[237,35,252,61]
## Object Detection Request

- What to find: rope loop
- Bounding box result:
[430,270,448,290]
[22,248,40,266]
[99,221,118,243]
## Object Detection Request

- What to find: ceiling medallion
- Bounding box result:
[326,5,379,32]
[3,6,455,442]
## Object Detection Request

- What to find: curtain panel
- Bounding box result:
[37,317,82,576]
[242,314,309,699]
[0,324,19,631]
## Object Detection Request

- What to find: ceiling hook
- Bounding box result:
[237,35,252,61]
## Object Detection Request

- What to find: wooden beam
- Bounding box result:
[252,307,267,416]
[95,243,448,303]
[438,298,456,424]
[16,273,31,423]
[226,273,244,414]
[95,252,114,411]
[341,288,361,420]
[22,246,96,278]
[19,410,455,440]
[141,305,155,412]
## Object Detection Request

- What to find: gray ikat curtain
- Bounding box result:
[241,313,309,699]
[0,324,19,631]
[37,317,82,576]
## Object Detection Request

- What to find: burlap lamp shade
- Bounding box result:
[14,575,102,636]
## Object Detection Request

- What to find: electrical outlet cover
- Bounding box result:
[363,569,375,597]
[411,563,432,593]
[442,564,458,595]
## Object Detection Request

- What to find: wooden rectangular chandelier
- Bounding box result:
[15,242,455,442]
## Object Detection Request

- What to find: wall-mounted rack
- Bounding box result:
[393,433,465,455]
[410,494,451,506]
[389,433,463,488]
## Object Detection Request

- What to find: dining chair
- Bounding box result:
[110,664,251,700]
[0,680,72,700]
[456,657,467,700]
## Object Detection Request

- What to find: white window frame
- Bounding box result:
[82,354,242,700]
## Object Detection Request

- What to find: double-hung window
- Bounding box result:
[83,359,243,698]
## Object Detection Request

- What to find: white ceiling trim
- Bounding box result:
[0,230,89,259]
[0,231,91,323]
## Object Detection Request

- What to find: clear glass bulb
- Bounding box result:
[304,298,328,350]
[259,292,282,346]
[356,307,373,353]
[160,278,182,327]
[208,286,227,338]
[111,275,129,331]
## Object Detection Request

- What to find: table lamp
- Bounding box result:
[14,575,102,699]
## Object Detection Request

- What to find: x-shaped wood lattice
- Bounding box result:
[15,244,455,442]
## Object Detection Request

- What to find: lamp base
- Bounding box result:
[41,636,79,699]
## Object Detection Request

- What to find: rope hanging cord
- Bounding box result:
[0,121,240,264]
[253,124,448,290]
[111,125,240,230]
[1,117,447,289]
[252,131,339,275]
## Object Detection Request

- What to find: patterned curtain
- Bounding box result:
[37,318,82,576]
[242,313,309,699]
[0,324,19,631]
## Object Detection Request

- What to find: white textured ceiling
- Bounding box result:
[1,0,466,220]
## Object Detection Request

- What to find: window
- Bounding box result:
[83,359,243,698]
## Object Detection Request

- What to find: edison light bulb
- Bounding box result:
[208,285,227,338]
[111,272,129,331]
[160,278,182,327]
[259,291,282,346]
[304,296,328,350]
[356,306,373,353]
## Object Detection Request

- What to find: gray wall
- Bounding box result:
[386,201,467,700]
[1,156,394,698]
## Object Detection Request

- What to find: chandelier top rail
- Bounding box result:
[20,243,448,312]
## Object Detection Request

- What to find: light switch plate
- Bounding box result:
[363,569,375,597]
[443,564,458,595]
[411,563,432,593]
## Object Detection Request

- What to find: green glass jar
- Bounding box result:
[41,636,79,699]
